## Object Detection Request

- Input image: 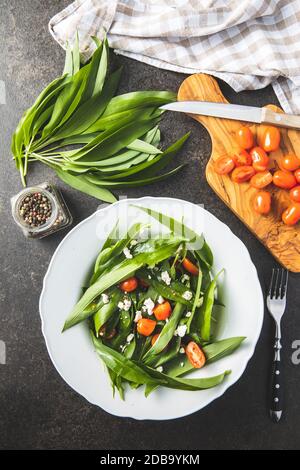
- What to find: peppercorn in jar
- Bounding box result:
[11,182,72,238]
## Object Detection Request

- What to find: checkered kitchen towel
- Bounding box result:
[49,0,300,114]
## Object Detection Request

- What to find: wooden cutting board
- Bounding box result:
[178,73,300,272]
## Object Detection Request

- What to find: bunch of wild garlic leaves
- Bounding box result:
[11,36,189,202]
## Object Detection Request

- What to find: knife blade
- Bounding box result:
[160,101,300,130]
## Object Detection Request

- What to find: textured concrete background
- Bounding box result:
[1,0,300,450]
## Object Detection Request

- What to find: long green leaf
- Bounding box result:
[55,168,117,203]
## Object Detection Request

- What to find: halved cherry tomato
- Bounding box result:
[273,170,297,189]
[232,149,252,167]
[261,126,280,152]
[214,156,235,175]
[231,165,255,183]
[119,276,138,292]
[153,301,172,321]
[137,318,156,336]
[236,126,254,150]
[250,170,273,189]
[294,168,300,184]
[186,341,206,369]
[282,203,300,226]
[250,146,270,172]
[253,191,271,215]
[280,154,300,171]
[151,333,160,346]
[182,257,199,276]
[290,186,300,203]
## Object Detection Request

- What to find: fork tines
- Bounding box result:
[268,268,289,300]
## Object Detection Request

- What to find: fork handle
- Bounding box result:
[270,336,283,423]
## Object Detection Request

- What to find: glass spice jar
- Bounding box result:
[11,182,73,239]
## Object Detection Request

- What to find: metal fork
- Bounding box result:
[267,268,289,423]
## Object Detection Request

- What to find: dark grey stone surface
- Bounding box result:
[1,0,300,450]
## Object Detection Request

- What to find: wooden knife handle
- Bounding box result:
[261,108,300,129]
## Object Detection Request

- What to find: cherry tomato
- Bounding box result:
[282,203,300,226]
[151,333,160,347]
[182,257,199,276]
[261,126,280,152]
[138,278,149,288]
[214,156,235,175]
[231,165,255,183]
[232,149,252,167]
[236,126,254,149]
[290,185,300,203]
[153,301,172,321]
[137,318,156,336]
[250,146,270,172]
[250,170,273,189]
[253,191,271,215]
[98,325,116,340]
[119,276,138,292]
[273,170,297,189]
[294,168,300,184]
[186,341,206,369]
[280,154,300,171]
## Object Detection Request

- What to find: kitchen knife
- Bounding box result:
[160,101,300,130]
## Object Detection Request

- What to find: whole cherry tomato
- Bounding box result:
[290,185,300,203]
[250,146,270,172]
[250,170,273,189]
[294,168,300,184]
[273,170,297,189]
[231,165,255,183]
[236,126,254,150]
[213,156,235,175]
[138,277,149,288]
[280,154,300,171]
[182,257,199,276]
[151,333,160,347]
[261,126,281,152]
[253,191,271,215]
[137,318,156,336]
[119,276,138,292]
[232,149,252,167]
[153,301,172,321]
[186,341,206,369]
[282,203,300,226]
[98,325,116,339]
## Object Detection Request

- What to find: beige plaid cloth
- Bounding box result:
[49,0,300,113]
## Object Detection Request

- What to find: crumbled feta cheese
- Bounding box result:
[118,298,131,311]
[182,290,193,301]
[175,325,187,338]
[134,310,142,323]
[161,270,171,285]
[182,274,190,283]
[123,298,132,311]
[101,293,110,304]
[179,347,185,354]
[130,239,138,247]
[148,274,152,279]
[157,295,164,304]
[165,318,169,323]
[123,247,133,259]
[127,333,134,343]
[142,298,155,315]
[186,311,192,318]
[156,366,163,373]
[180,362,185,367]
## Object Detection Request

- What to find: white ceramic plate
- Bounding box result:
[40,197,264,420]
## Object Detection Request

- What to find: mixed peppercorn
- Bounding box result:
[19,192,52,228]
